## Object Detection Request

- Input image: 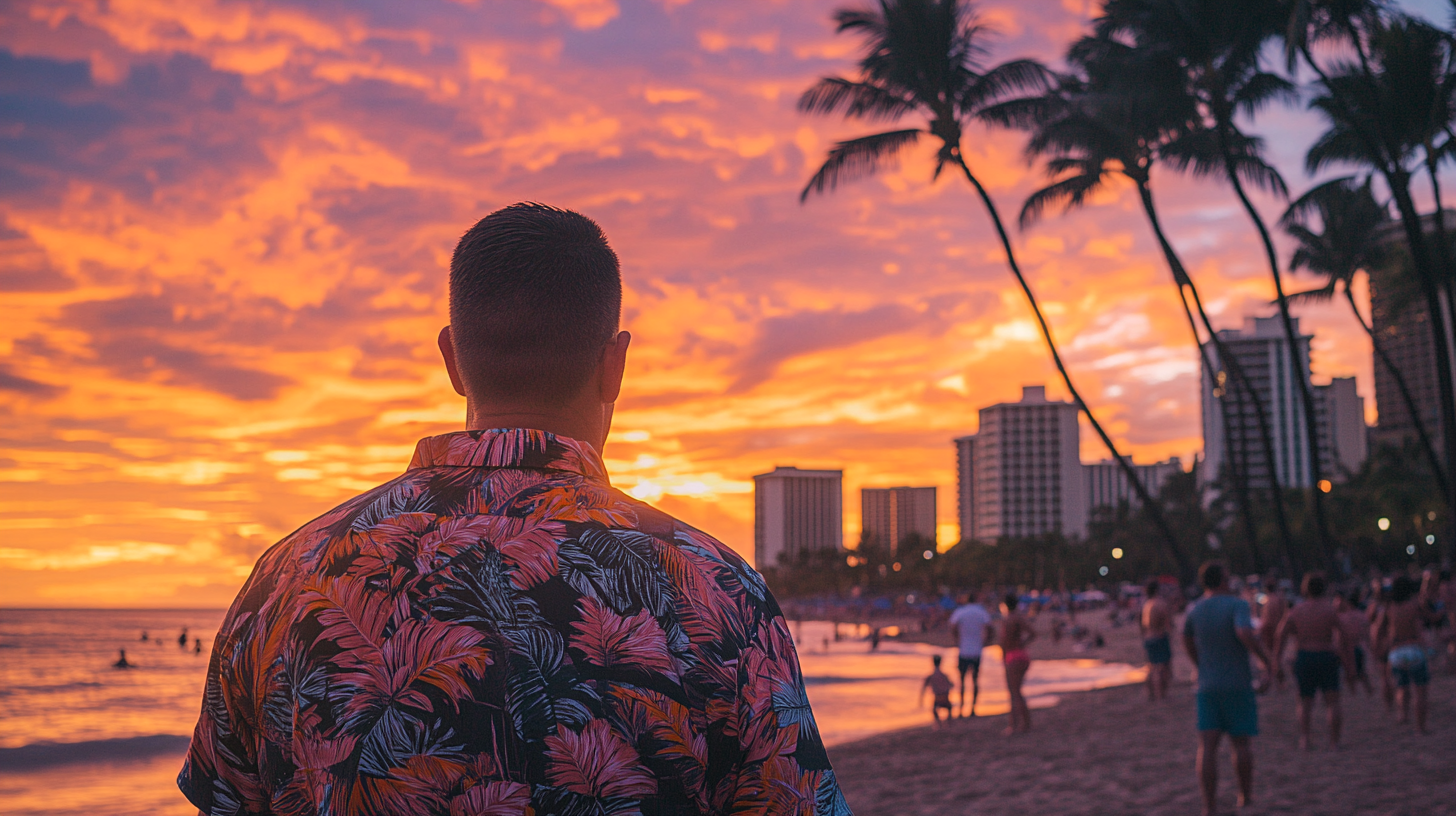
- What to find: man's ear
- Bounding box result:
[438,326,467,397]
[598,330,631,404]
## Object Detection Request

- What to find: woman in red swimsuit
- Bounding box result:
[1000,592,1037,735]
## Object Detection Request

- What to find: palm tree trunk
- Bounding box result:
[1137,181,1291,573]
[1300,39,1456,566]
[1343,283,1450,494]
[1214,123,1334,572]
[953,155,1195,582]
[1388,177,1456,566]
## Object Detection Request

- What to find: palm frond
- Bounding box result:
[797,77,918,121]
[1233,71,1299,116]
[800,128,923,202]
[1020,167,1104,228]
[961,58,1055,112]
[1286,282,1339,304]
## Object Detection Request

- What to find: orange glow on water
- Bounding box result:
[1,0,1378,607]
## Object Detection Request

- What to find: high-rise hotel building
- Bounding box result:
[1202,316,1367,490]
[955,386,1087,540]
[861,486,937,555]
[752,466,843,568]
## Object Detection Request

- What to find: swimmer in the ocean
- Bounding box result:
[114,649,133,669]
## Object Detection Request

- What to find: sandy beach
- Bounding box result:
[832,622,1456,815]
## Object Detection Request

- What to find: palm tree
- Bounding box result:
[1304,14,1456,560]
[1092,0,1336,568]
[1001,40,1294,572]
[797,0,1194,579]
[1282,177,1451,497]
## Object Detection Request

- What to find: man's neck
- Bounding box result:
[465,405,605,451]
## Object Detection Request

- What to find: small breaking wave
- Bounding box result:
[0,735,191,771]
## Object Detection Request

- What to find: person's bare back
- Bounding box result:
[1142,596,1172,638]
[1387,599,1424,647]
[1282,598,1341,652]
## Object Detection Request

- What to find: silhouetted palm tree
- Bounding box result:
[1283,177,1450,496]
[798,0,1194,578]
[1304,13,1456,559]
[1092,0,1336,568]
[1001,41,1294,572]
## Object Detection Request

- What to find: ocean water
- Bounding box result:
[0,609,224,815]
[0,611,1142,815]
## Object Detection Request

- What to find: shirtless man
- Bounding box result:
[1274,572,1349,749]
[1259,577,1287,689]
[1382,576,1434,733]
[1141,579,1173,701]
[1334,592,1373,695]
[999,593,1037,736]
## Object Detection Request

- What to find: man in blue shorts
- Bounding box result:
[1183,562,1272,816]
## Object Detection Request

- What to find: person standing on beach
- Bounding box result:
[1183,562,1272,816]
[1258,577,1286,689]
[1381,575,1434,734]
[1334,592,1373,696]
[999,593,1036,736]
[1274,572,1349,750]
[1140,579,1173,701]
[177,203,850,816]
[1368,578,1396,709]
[948,591,994,716]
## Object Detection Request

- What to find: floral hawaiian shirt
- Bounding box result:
[179,428,850,816]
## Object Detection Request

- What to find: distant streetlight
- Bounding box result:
[1428,511,1438,521]
[892,562,902,572]
[1318,479,1332,493]
[1378,517,1391,531]
[1099,566,1110,576]
[922,549,934,560]
[1427,535,1436,545]
[1111,547,1124,559]
[1406,545,1416,555]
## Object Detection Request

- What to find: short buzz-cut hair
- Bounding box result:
[449,202,621,405]
[1301,571,1327,598]
[1199,561,1227,591]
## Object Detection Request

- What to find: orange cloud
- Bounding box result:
[0,0,1379,606]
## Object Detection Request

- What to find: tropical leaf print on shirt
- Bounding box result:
[179,428,847,816]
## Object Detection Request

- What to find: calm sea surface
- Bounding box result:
[0,611,1142,815]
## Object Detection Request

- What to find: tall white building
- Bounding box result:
[957,385,1087,540]
[861,486,937,555]
[1315,377,1368,480]
[1085,457,1183,512]
[753,466,843,568]
[1202,316,1314,490]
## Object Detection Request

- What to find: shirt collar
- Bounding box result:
[408,428,609,483]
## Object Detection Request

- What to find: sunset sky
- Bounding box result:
[1,0,1448,607]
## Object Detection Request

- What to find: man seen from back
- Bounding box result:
[1183,561,1272,816]
[178,203,851,816]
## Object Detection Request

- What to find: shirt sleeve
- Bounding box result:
[1234,600,1253,630]
[177,630,266,814]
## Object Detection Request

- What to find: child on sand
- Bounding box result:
[921,654,955,726]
